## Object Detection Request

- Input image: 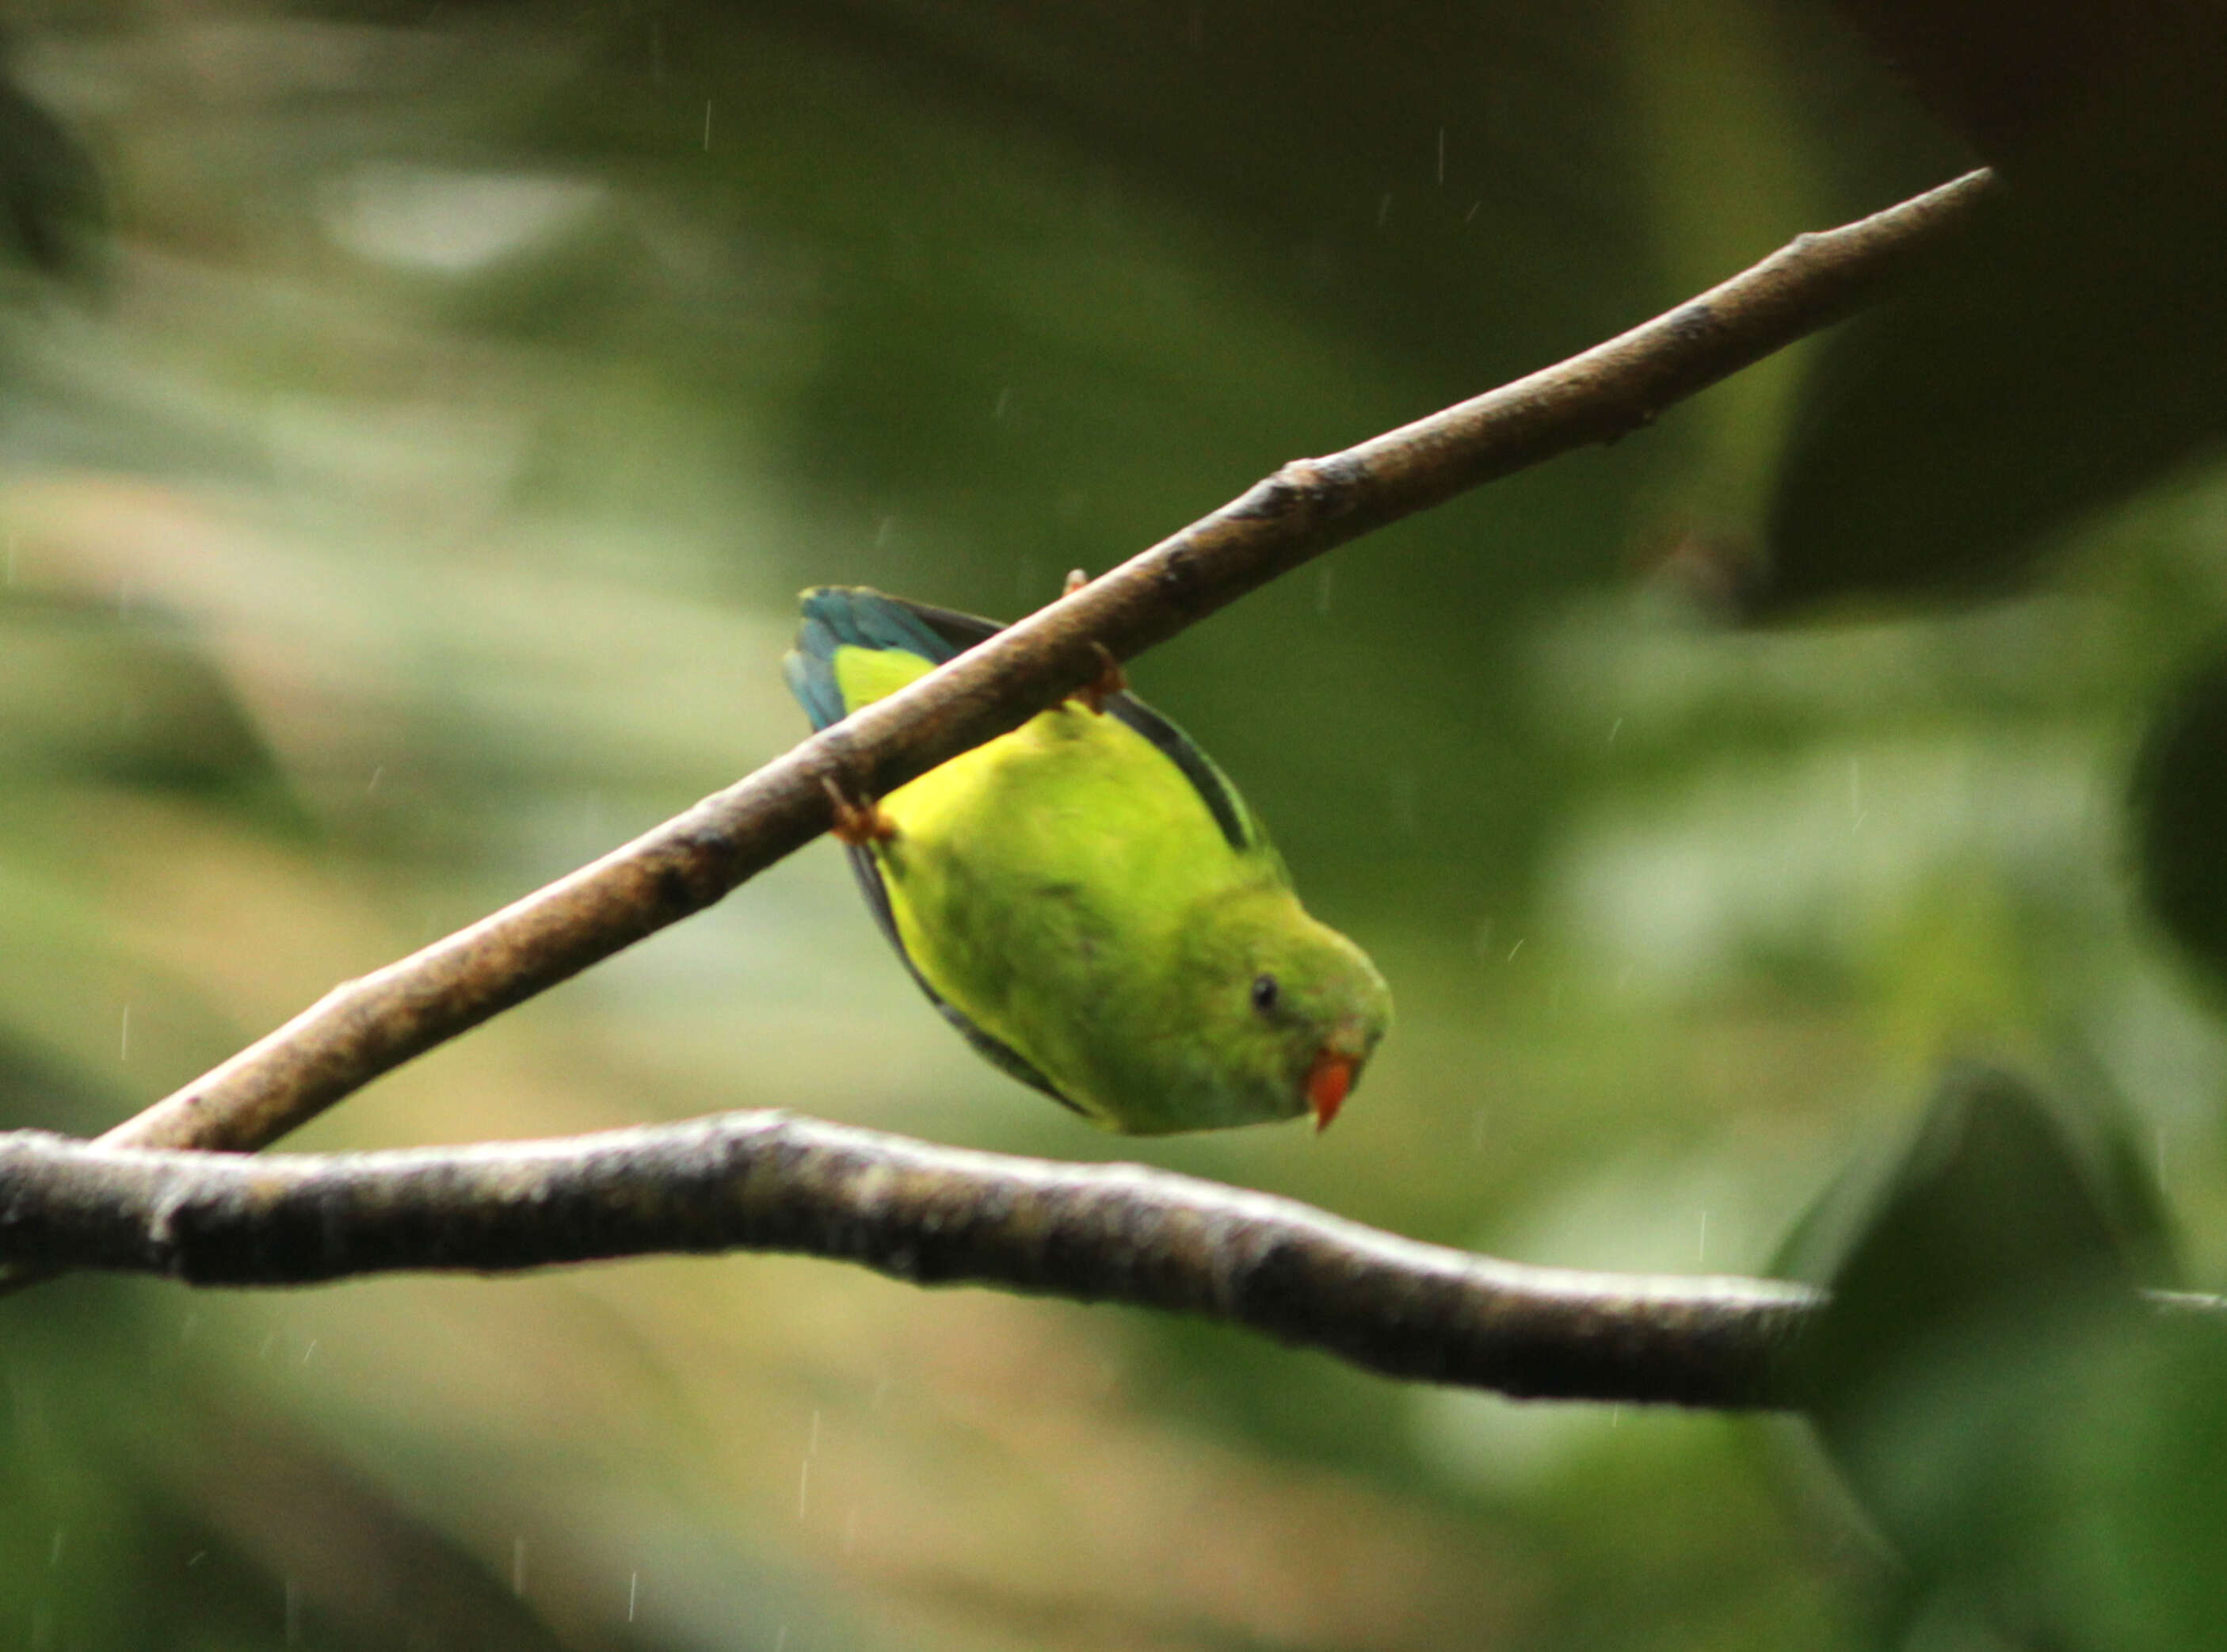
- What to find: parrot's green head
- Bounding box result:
[1153,885,1394,1134]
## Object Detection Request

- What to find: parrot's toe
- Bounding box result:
[822,776,899,846]
[1071,641,1128,716]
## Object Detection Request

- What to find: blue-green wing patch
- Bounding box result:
[785,586,974,731]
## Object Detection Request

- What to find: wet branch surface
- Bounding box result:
[0,1112,1822,1408]
[104,167,1996,1160]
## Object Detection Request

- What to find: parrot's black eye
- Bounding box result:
[1250,973,1280,1016]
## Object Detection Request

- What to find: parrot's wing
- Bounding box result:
[1099,694,1258,854]
[834,838,1084,1112]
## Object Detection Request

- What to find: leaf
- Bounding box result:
[1825,0,2194,163]
[1778,1065,2187,1646]
[2132,644,2227,986]
[0,39,105,287]
[1781,1063,2168,1414]
[1756,2,2227,613]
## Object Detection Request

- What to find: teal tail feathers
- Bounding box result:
[784,586,998,731]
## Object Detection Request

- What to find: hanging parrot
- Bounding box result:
[785,585,1392,1135]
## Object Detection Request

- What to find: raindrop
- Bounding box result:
[703,101,714,151]
[48,1528,63,1569]
[119,1006,129,1063]
[1436,126,1446,185]
[1506,938,1525,962]
[512,1536,527,1597]
[1607,717,1623,746]
[1464,200,1481,223]
[1315,566,1334,615]
[1697,1209,1710,1265]
[875,516,895,550]
[367,765,383,795]
[1376,193,1392,227]
[993,387,1012,422]
[797,1457,810,1520]
[628,1570,639,1623]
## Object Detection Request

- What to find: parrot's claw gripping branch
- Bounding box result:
[1071,642,1128,715]
[822,776,899,847]
[1057,568,1129,715]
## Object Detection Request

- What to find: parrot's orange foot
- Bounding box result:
[1058,570,1124,712]
[1070,641,1127,715]
[822,776,898,846]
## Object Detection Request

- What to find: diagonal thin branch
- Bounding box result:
[0,1113,1824,1407]
[101,168,1995,1161]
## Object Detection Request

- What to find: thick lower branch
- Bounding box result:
[0,1114,1821,1408]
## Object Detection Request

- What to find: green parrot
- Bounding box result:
[785,586,1392,1135]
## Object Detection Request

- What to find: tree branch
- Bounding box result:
[101,168,1993,1160]
[0,1113,1823,1407]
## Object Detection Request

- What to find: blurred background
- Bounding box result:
[1,1,2225,1647]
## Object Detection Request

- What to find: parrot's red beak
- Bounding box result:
[1306,1048,1356,1132]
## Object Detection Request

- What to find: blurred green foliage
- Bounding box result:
[0,2,2223,1649]
[1779,1065,2227,1651]
[1764,0,2227,612]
